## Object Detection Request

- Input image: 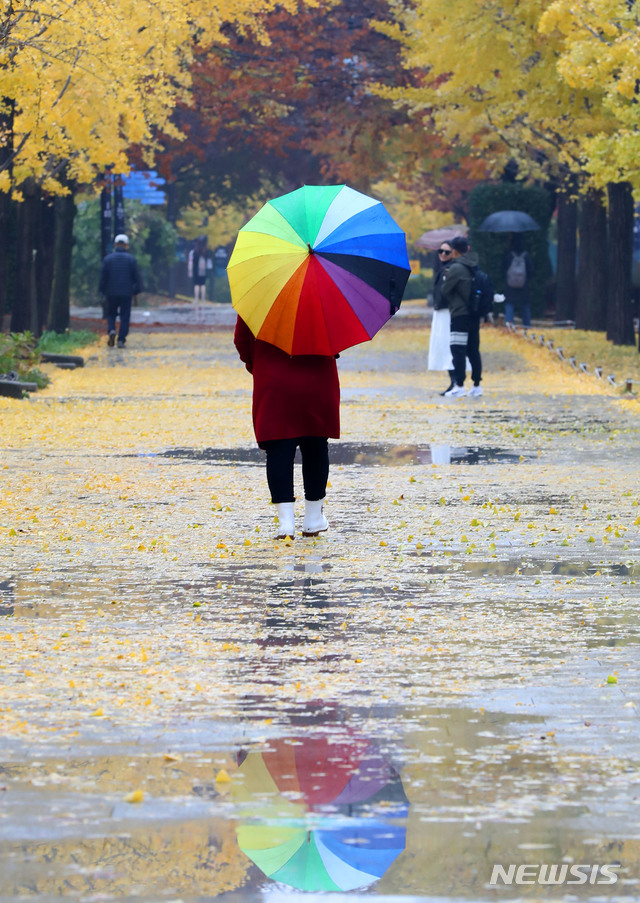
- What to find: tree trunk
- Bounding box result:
[555,190,577,322]
[11,179,41,334]
[48,189,77,333]
[0,191,12,329]
[0,96,14,328]
[606,181,635,346]
[38,197,56,333]
[113,177,126,237]
[575,188,607,331]
[166,180,178,298]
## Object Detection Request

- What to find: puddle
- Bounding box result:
[231,734,409,892]
[1,704,638,901]
[158,443,532,467]
[455,558,640,579]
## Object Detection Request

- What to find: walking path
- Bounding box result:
[69,297,432,329]
[1,322,639,901]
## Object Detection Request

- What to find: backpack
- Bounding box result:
[467,267,494,317]
[506,251,527,288]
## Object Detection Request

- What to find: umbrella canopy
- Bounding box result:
[232,736,408,892]
[227,185,411,356]
[478,210,540,232]
[237,820,405,892]
[415,224,468,250]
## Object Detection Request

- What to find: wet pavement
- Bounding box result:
[69,299,430,330]
[1,324,640,902]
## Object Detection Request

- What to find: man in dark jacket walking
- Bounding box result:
[98,234,142,348]
[441,236,482,397]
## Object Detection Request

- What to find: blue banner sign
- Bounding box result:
[122,171,167,205]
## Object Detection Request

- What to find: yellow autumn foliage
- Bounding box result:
[381,0,635,189]
[539,0,640,187]
[0,0,297,193]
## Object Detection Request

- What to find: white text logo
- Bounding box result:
[489,864,619,886]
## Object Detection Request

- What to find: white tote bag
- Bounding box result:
[428,309,454,371]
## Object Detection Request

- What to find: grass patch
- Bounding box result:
[37,329,99,354]
[0,332,49,388]
[1,330,98,389]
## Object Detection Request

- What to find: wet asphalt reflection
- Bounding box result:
[157,444,532,467]
[1,330,640,901]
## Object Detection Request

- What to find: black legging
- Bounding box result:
[261,437,329,503]
[450,313,482,387]
[466,315,482,386]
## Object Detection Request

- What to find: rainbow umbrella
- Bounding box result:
[227,184,411,356]
[232,736,408,892]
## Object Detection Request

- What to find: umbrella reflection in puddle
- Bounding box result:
[231,734,408,892]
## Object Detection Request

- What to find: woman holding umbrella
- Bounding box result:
[229,184,411,540]
[234,318,338,539]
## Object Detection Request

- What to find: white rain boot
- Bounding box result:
[274,502,295,539]
[302,499,328,537]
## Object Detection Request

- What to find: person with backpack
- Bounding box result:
[441,236,492,397]
[504,235,533,327]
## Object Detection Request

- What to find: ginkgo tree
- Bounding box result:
[0,0,296,332]
[380,0,637,343]
[539,0,640,189]
[0,0,296,193]
[377,0,610,183]
[539,0,639,348]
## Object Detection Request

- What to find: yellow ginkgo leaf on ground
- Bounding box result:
[215,768,231,783]
[124,789,145,803]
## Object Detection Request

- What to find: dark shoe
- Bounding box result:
[117,339,126,348]
[108,332,116,347]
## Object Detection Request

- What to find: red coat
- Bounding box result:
[234,316,340,444]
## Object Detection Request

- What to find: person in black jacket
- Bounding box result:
[98,234,142,348]
[428,243,456,394]
[441,236,481,397]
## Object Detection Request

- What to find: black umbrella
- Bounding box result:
[478,210,539,233]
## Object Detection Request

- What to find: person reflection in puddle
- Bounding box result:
[234,315,340,539]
